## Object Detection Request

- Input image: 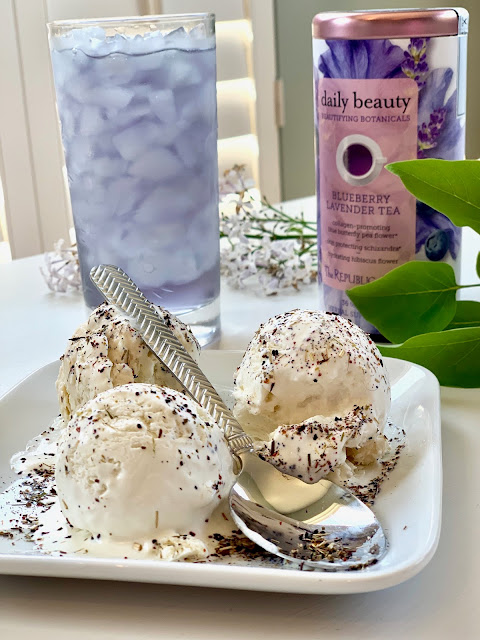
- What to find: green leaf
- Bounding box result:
[379,327,480,387]
[445,300,480,330]
[476,252,480,279]
[386,159,480,235]
[346,262,458,343]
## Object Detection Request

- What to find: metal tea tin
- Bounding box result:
[312,8,468,333]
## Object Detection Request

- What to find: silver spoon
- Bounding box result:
[90,264,387,570]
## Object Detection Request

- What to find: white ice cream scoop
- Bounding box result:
[55,383,235,540]
[90,264,387,570]
[233,308,390,442]
[232,309,390,485]
[56,302,199,422]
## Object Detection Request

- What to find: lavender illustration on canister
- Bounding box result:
[312,9,468,334]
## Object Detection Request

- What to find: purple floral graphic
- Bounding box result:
[416,67,464,160]
[414,64,464,260]
[418,108,446,157]
[401,38,429,87]
[317,37,464,262]
[318,39,405,79]
[416,201,460,260]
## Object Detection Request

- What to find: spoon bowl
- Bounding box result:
[230,452,386,569]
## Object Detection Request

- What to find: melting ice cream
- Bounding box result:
[56,302,199,422]
[233,309,391,483]
[55,383,235,554]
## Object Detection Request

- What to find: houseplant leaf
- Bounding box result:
[445,300,480,330]
[346,261,457,343]
[386,159,480,234]
[379,327,480,387]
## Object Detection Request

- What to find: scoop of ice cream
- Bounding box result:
[233,309,391,483]
[257,405,388,484]
[56,303,200,422]
[55,383,235,540]
[233,309,390,442]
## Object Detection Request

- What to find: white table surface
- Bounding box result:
[1,208,479,639]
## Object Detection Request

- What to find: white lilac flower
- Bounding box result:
[219,164,254,197]
[40,239,81,293]
[220,165,318,296]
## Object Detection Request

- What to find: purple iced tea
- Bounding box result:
[48,14,220,344]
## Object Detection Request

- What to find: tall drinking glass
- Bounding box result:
[48,14,220,345]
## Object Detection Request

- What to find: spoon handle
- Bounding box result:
[90,264,254,459]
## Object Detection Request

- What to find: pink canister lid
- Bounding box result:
[312,8,468,40]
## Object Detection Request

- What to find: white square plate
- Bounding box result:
[0,351,441,594]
